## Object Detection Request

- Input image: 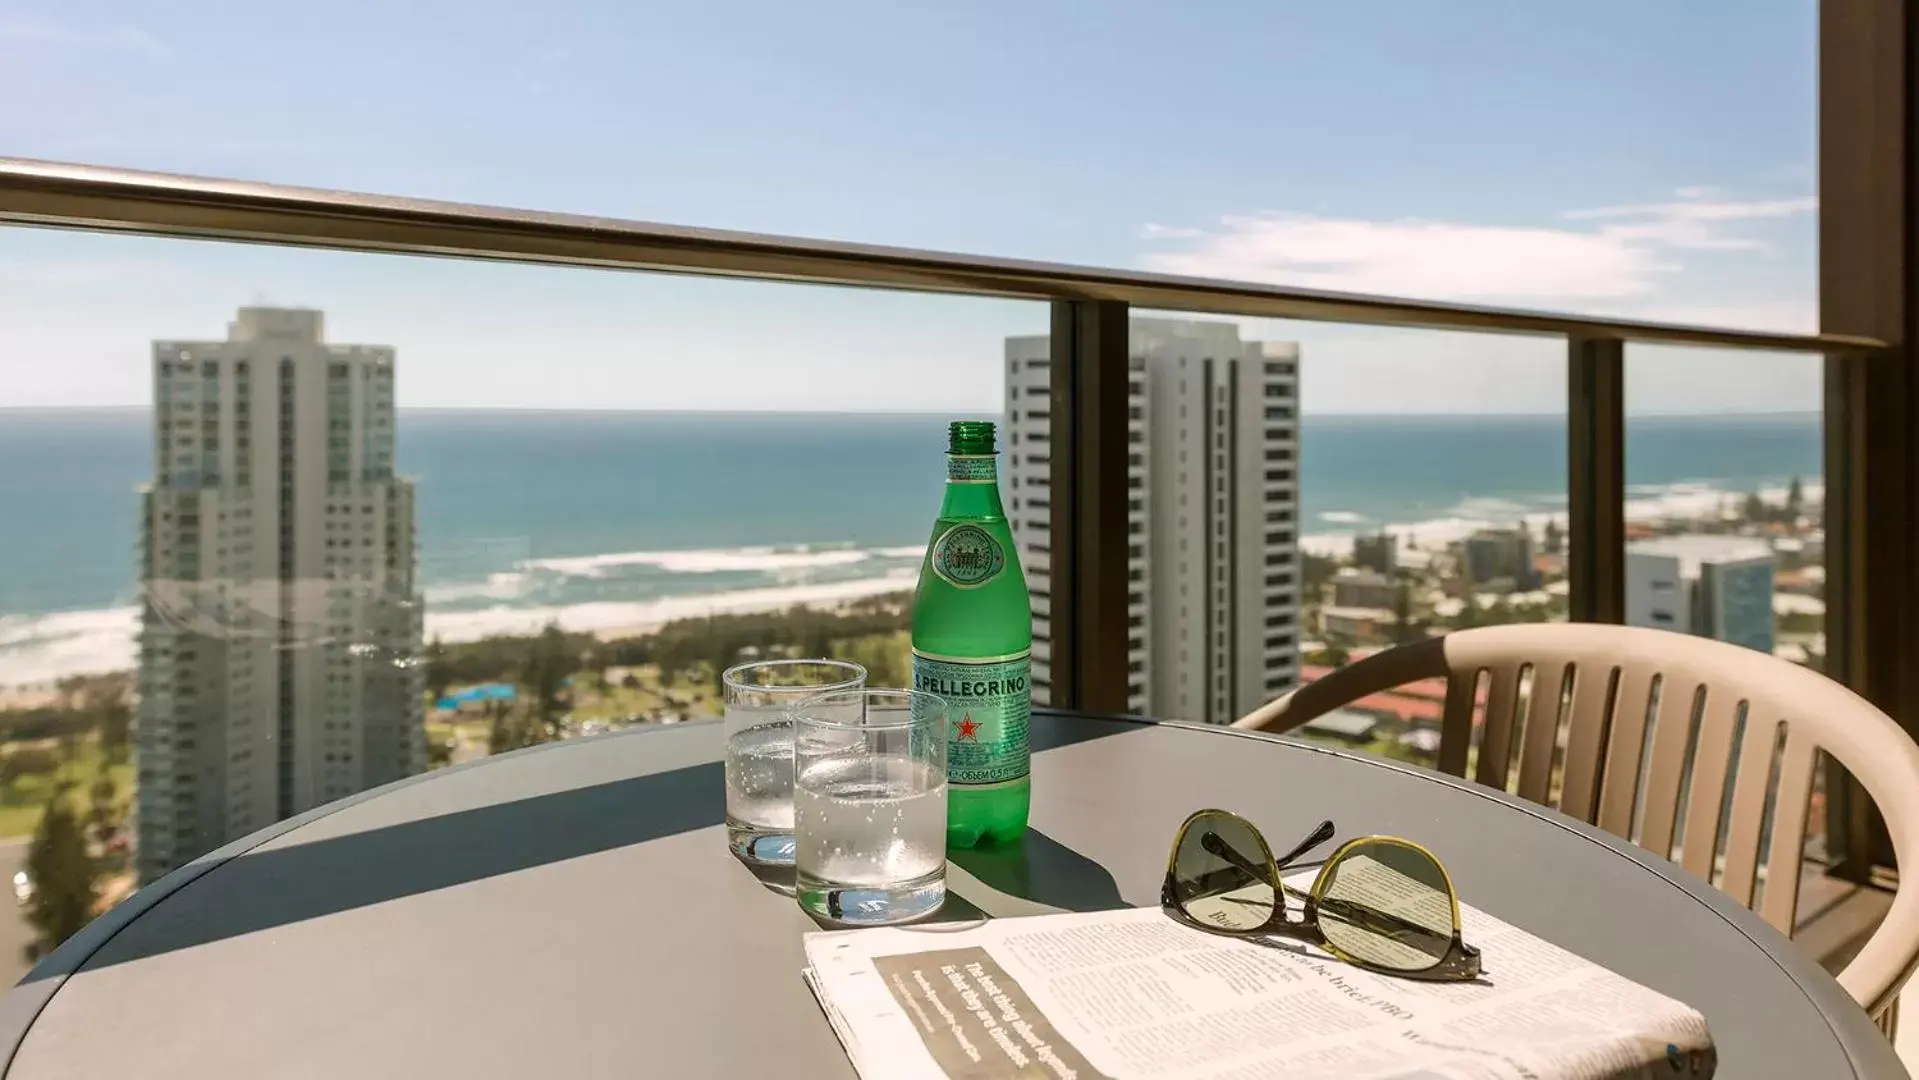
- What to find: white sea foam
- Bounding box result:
[1298,478,1823,561]
[1625,479,1821,524]
[1446,496,1532,520]
[0,607,141,687]
[0,573,923,690]
[521,544,891,578]
[418,569,921,644]
[423,571,530,604]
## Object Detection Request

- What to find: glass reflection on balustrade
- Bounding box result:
[0,224,1044,968]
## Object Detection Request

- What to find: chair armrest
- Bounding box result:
[1232,638,1449,733]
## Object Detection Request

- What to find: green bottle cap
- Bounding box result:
[948,420,996,455]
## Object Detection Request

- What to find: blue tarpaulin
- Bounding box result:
[436,683,518,711]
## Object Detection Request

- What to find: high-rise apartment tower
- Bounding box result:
[137,308,423,881]
[1002,318,1300,724]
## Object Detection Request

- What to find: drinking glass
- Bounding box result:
[723,659,866,866]
[793,688,949,926]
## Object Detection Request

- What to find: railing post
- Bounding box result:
[1048,300,1131,714]
[1820,0,1913,881]
[1567,335,1626,625]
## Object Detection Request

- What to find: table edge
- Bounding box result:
[0,719,708,1076]
[0,711,1891,1078]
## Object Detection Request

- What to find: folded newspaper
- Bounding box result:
[802,874,1715,1080]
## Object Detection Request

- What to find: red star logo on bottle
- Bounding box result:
[956,715,980,741]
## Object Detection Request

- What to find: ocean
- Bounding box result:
[0,409,1821,686]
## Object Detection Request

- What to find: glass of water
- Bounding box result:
[723,659,866,866]
[793,688,949,926]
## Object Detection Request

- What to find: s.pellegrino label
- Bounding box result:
[913,649,1031,786]
[929,523,1007,589]
[913,419,1031,847]
[946,454,997,484]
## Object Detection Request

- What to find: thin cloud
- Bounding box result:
[1563,192,1817,252]
[1139,188,1815,304]
[1143,214,1672,302]
[1565,195,1816,222]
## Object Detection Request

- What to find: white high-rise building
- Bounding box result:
[1626,535,1777,654]
[137,308,424,882]
[1003,318,1300,723]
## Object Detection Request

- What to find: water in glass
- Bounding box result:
[722,659,865,867]
[796,756,947,887]
[794,688,948,925]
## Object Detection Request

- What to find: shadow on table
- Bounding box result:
[29,712,1145,980]
[1032,712,1150,753]
[30,761,726,979]
[950,828,1128,917]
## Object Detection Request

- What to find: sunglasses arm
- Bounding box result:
[1198,819,1335,894]
[1271,819,1337,872]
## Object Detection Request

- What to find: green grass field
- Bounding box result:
[0,737,133,840]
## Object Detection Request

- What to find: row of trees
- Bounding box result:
[0,678,131,759]
[0,677,134,961]
[23,766,118,962]
[1737,475,1808,526]
[423,596,918,758]
[603,594,914,692]
[425,594,916,713]
[423,626,597,704]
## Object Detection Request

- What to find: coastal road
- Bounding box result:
[0,841,31,986]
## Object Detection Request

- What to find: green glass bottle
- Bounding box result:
[912,420,1031,848]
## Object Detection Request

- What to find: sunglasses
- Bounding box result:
[1160,809,1483,981]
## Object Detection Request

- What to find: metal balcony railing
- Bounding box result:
[0,154,1891,719]
[0,156,1883,355]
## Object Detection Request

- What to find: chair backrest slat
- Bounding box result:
[1557,662,1618,821]
[1475,664,1523,790]
[1595,667,1659,838]
[1515,661,1571,805]
[1757,732,1820,933]
[1677,689,1745,882]
[1637,676,1705,859]
[1438,672,1478,776]
[1719,715,1788,907]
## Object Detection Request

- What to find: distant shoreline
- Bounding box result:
[0,476,1822,692]
[0,573,923,693]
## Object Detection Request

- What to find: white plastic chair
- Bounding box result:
[1234,623,1919,1028]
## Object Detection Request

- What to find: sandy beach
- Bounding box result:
[0,478,1820,692]
[1298,479,1818,560]
[0,570,923,692]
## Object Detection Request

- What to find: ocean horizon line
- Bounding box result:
[0,405,1826,421]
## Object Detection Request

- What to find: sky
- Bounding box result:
[0,0,1823,413]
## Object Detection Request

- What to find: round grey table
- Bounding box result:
[0,713,1901,1078]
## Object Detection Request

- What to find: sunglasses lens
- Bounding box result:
[1171,811,1276,932]
[1316,839,1458,973]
